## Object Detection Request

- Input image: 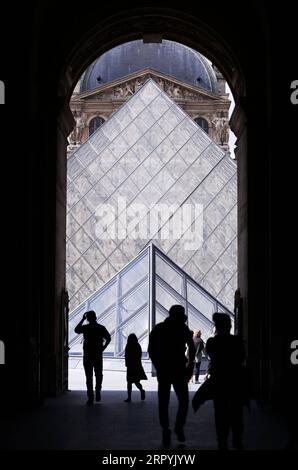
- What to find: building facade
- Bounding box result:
[68,40,230,152]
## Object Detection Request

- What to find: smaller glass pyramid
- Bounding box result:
[69,243,233,361]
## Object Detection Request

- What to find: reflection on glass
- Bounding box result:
[187,280,216,319]
[156,254,184,295]
[89,281,117,315]
[156,279,184,311]
[120,281,149,323]
[188,306,213,342]
[120,252,148,297]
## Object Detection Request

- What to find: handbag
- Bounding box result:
[192,376,214,412]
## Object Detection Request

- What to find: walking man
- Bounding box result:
[75,310,111,405]
[206,313,247,449]
[148,305,195,446]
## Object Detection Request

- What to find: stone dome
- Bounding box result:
[81,40,218,93]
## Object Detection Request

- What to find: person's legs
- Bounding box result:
[135,381,145,400]
[124,382,132,402]
[213,398,230,449]
[231,401,244,449]
[172,377,189,441]
[195,362,201,383]
[83,356,94,403]
[191,364,196,383]
[94,355,103,401]
[158,376,171,429]
[157,375,172,445]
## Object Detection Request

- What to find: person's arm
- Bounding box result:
[74,312,87,334]
[148,328,159,369]
[187,335,196,365]
[102,327,111,351]
[137,343,142,361]
[205,337,213,358]
[186,326,196,364]
[204,338,213,378]
[185,330,195,380]
[124,347,128,367]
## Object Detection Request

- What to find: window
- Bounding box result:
[89,116,105,136]
[195,117,209,134]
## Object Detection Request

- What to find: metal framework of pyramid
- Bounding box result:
[69,243,232,360]
[67,79,237,313]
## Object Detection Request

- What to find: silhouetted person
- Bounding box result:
[206,312,246,450]
[192,330,205,383]
[74,310,111,405]
[148,305,195,446]
[124,333,147,402]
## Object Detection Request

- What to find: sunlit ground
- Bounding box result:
[69,358,207,391]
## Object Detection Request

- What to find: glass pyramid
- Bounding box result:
[68,243,232,359]
[67,79,237,312]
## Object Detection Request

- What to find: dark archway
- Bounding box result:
[2,3,274,410]
[57,7,249,394]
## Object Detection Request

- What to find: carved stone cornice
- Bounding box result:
[72,68,227,104]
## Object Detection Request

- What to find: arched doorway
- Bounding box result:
[56,7,248,395]
[66,38,237,386]
[27,5,272,407]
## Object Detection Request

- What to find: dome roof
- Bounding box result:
[81,40,218,93]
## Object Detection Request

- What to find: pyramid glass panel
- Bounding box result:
[68,244,234,365]
[67,79,237,316]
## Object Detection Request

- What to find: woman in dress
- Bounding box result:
[124,333,147,402]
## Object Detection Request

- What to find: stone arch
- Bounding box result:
[58,10,247,325]
[59,9,246,102]
[54,7,252,397]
